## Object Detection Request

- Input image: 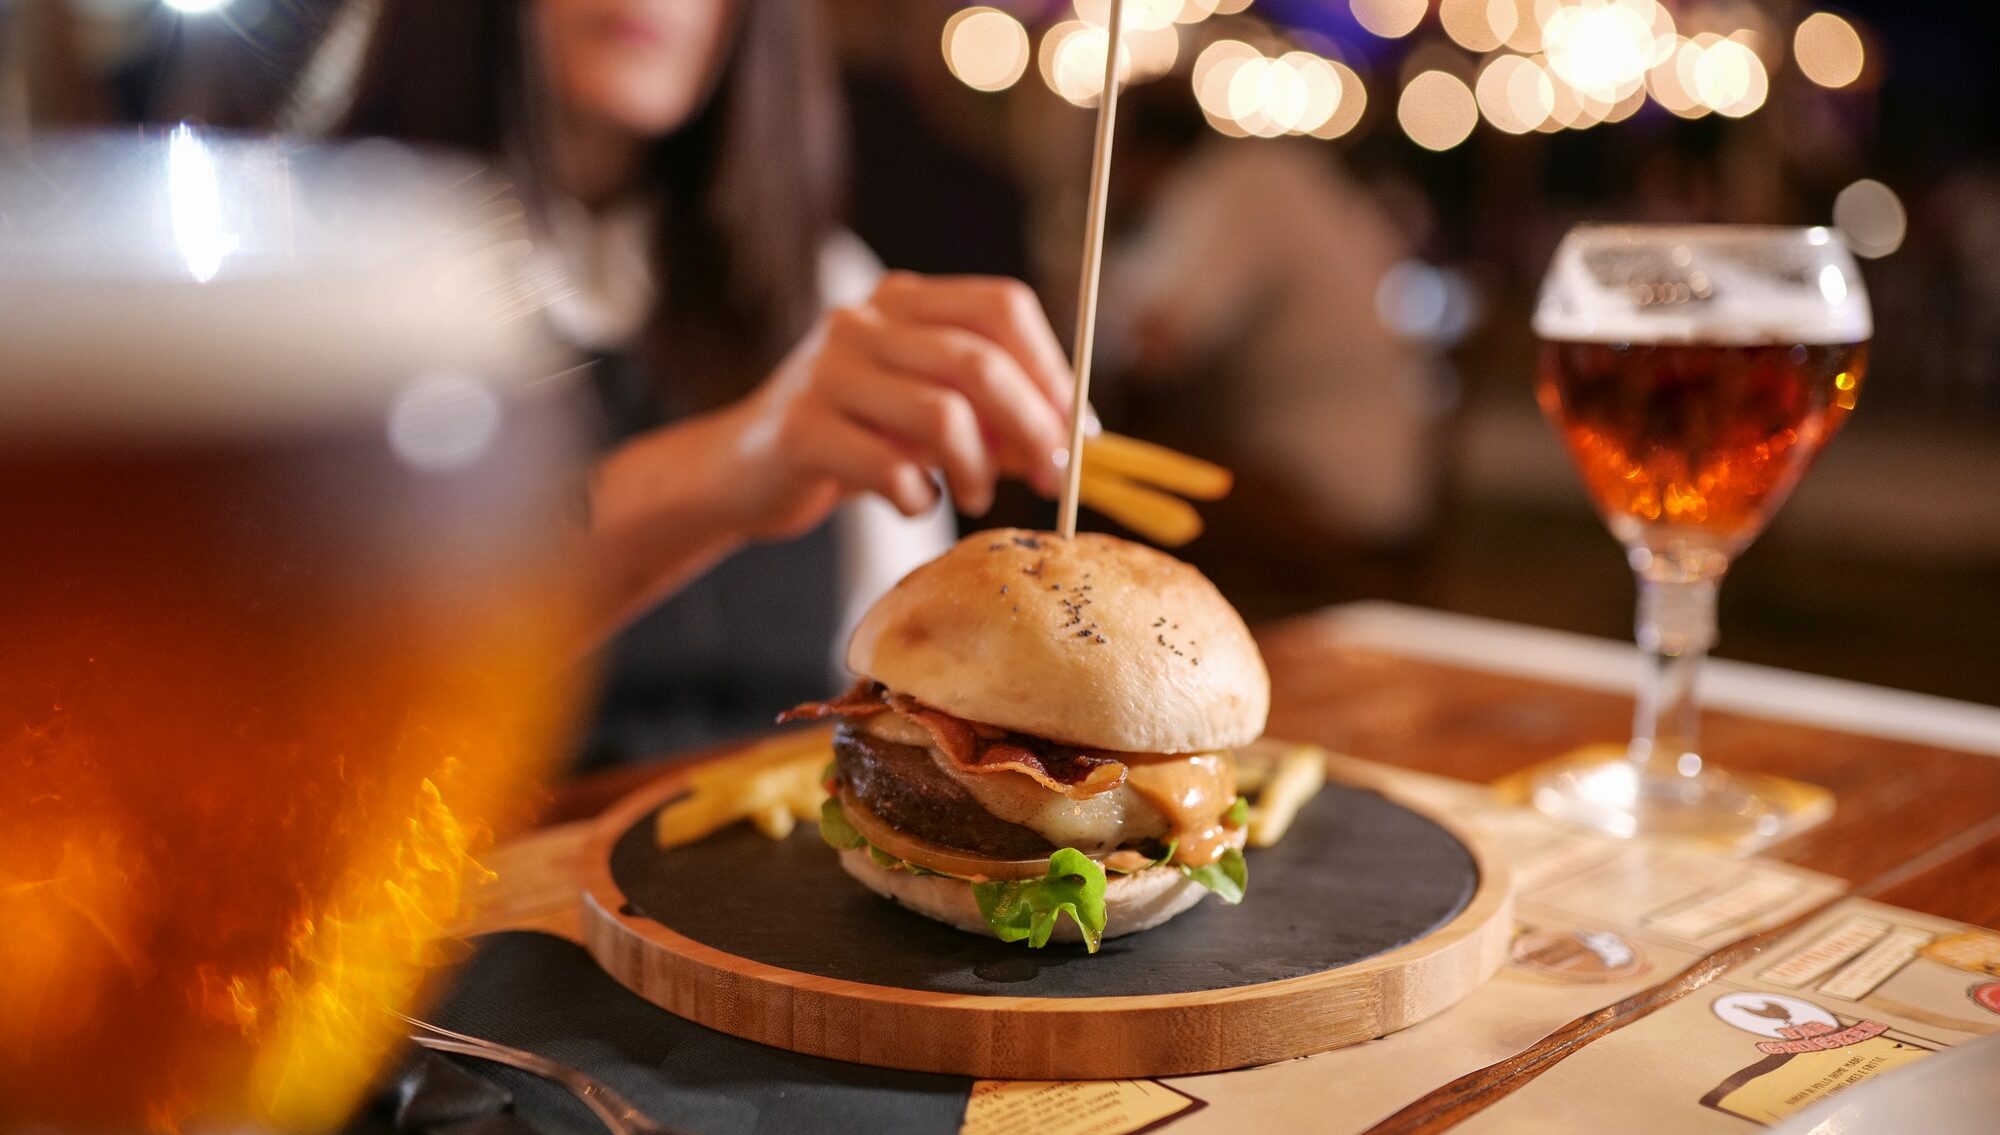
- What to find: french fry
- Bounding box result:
[655,732,834,850]
[1084,433,1233,500]
[786,779,828,822]
[1248,744,1327,848]
[750,803,796,840]
[654,794,745,848]
[1079,467,1205,547]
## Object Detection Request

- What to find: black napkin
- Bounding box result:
[351,931,972,1135]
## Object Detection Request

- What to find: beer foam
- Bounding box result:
[1532,225,1873,346]
[0,132,568,434]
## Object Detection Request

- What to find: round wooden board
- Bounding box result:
[577,753,1512,1080]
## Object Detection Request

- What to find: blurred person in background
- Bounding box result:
[1098,84,1441,617]
[90,0,1083,760]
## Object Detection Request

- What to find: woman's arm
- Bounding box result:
[578,271,1077,641]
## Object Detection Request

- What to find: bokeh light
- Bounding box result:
[1074,0,1182,32]
[1475,54,1555,134]
[1833,178,1907,258]
[1125,24,1183,82]
[1228,58,1296,136]
[1692,34,1767,116]
[1399,70,1479,151]
[1181,0,1256,19]
[1794,11,1865,89]
[1601,84,1647,123]
[1377,260,1480,344]
[1011,0,1785,135]
[942,7,1031,93]
[1040,20,1128,107]
[1498,0,1545,53]
[1552,73,1613,130]
[163,0,230,12]
[1281,51,1345,135]
[1646,35,1706,117]
[1194,38,1260,130]
[1194,40,1355,139]
[1352,0,1428,40]
[1313,59,1370,139]
[1440,0,1517,53]
[1542,0,1672,103]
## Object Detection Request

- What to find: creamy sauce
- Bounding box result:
[1102,849,1155,874]
[1125,753,1237,867]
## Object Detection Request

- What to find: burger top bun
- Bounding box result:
[846,529,1269,754]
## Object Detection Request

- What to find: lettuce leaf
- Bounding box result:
[1180,845,1248,905]
[1225,795,1250,826]
[972,848,1109,953]
[819,797,865,850]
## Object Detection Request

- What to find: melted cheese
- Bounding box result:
[858,710,935,749]
[861,711,1163,851]
[940,753,1166,853]
[1125,753,1237,867]
[856,712,1241,859]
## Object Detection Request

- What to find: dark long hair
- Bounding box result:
[339,0,846,411]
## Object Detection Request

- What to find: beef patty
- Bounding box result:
[833,723,1055,859]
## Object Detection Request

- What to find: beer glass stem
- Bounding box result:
[1629,571,1719,781]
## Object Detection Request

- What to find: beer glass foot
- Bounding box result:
[1520,747,1833,854]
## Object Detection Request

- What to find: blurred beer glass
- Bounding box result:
[0,132,591,1132]
[1531,224,1871,848]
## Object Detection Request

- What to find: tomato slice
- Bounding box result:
[837,788,1061,882]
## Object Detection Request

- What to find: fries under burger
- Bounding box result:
[781,529,1269,951]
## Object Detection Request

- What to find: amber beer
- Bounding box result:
[0,136,589,1133]
[1524,223,1874,850]
[1538,337,1870,556]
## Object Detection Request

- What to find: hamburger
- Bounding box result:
[780,529,1269,951]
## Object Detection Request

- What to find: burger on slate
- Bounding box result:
[779,529,1270,951]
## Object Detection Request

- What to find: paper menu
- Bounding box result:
[1141,767,1845,1135]
[1451,899,1998,1133]
[960,1080,1200,1135]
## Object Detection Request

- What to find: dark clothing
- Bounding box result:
[579,352,839,767]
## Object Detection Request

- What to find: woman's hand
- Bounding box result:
[582,272,1078,635]
[714,271,1078,537]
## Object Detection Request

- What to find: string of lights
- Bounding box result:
[940,1,1898,254]
[942,2,1874,145]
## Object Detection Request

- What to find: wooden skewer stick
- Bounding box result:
[1058,0,1126,540]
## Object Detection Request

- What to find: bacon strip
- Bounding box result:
[885,693,1127,798]
[882,693,981,763]
[776,679,889,724]
[786,681,1129,797]
[978,744,1127,797]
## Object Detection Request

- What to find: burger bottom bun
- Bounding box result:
[836,849,1209,943]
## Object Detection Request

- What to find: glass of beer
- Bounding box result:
[1530,224,1871,847]
[0,132,592,1132]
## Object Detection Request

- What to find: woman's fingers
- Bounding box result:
[869,272,1076,417]
[853,320,1065,497]
[783,403,938,517]
[815,360,999,515]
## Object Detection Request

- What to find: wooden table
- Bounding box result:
[545,601,2000,931]
[530,601,2000,1134]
